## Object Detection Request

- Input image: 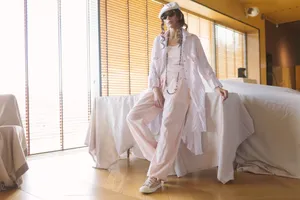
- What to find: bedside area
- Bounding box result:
[221,78,258,84]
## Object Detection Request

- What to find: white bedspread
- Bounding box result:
[85,92,254,184]
[220,80,300,179]
[0,94,28,190]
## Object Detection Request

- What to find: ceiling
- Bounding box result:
[240,0,300,24]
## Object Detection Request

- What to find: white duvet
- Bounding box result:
[220,80,300,179]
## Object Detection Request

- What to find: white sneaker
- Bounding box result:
[139,177,162,194]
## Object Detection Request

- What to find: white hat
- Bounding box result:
[158,2,180,19]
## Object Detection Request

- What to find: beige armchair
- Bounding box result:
[0,94,28,191]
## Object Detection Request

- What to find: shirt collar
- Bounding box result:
[182,28,191,42]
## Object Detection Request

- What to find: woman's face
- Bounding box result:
[162,10,179,29]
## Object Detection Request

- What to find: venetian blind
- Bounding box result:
[27,0,61,153]
[129,0,149,94]
[60,0,91,149]
[215,24,246,79]
[100,1,246,94]
[100,0,162,96]
[0,0,26,126]
[185,13,215,69]
[0,0,98,155]
[26,0,95,154]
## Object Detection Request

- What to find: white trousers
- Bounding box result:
[127,68,190,180]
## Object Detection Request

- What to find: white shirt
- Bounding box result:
[167,45,181,67]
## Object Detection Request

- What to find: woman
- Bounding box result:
[127,2,228,194]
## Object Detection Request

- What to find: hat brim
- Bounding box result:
[158,3,180,19]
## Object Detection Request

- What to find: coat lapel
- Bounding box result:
[182,29,191,57]
[160,33,168,73]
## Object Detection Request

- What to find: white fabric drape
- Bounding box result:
[0,94,28,190]
[85,92,254,184]
[220,80,300,179]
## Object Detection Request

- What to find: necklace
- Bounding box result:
[165,36,183,95]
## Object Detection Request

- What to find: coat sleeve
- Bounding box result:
[193,35,223,89]
[148,36,160,89]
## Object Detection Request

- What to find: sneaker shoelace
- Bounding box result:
[144,177,160,187]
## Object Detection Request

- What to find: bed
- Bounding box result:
[85,80,300,182]
[219,80,300,179]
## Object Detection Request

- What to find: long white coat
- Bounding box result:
[147,29,222,155]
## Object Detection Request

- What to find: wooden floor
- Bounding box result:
[1,148,300,200]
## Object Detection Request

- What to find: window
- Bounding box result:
[184,13,215,69]
[1,0,246,155]
[0,0,99,155]
[100,1,247,97]
[215,24,246,79]
[0,0,26,125]
[185,15,246,79]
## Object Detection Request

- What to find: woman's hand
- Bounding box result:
[215,87,228,101]
[153,87,164,108]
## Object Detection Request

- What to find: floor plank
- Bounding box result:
[1,148,300,200]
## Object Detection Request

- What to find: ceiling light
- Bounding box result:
[245,7,260,17]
